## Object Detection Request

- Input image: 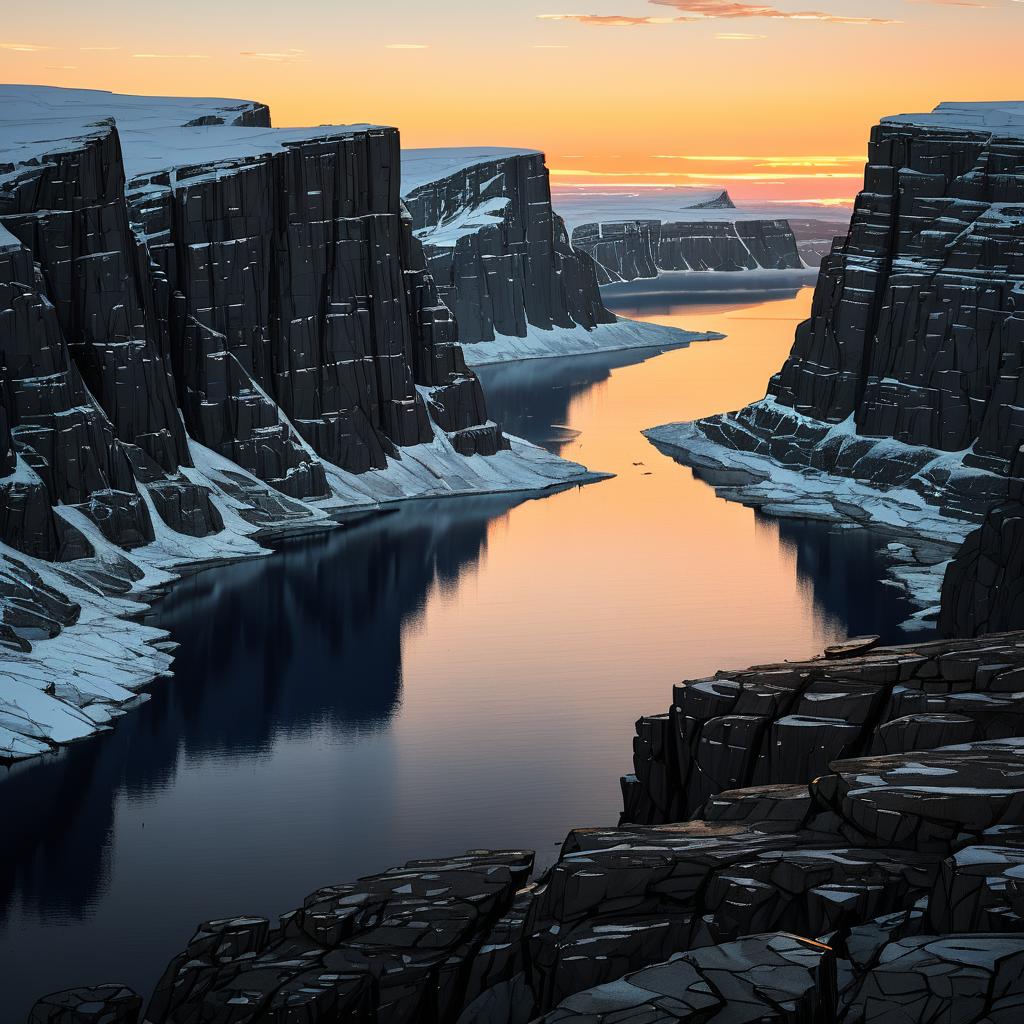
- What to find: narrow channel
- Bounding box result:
[0,285,931,1016]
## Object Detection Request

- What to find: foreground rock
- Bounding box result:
[0,87,600,762]
[40,631,1024,1023]
[401,150,716,364]
[28,987,142,1024]
[644,101,1024,630]
[622,631,1024,825]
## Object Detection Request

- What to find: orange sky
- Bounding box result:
[2,0,1021,203]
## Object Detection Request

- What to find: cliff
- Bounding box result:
[45,631,1024,1024]
[0,87,596,762]
[573,215,805,283]
[401,150,711,362]
[555,187,811,284]
[645,101,1024,626]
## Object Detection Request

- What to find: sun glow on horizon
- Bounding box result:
[2,0,1020,204]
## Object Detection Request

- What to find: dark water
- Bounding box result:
[0,287,932,1017]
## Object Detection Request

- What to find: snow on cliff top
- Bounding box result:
[884,100,1024,138]
[0,85,378,186]
[553,186,737,232]
[401,147,541,195]
[554,186,854,232]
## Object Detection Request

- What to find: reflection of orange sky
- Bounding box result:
[3,1,1021,202]
[396,292,843,755]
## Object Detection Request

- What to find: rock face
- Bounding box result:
[942,469,1024,636]
[572,216,804,284]
[48,632,1024,1024]
[0,87,596,764]
[402,149,616,346]
[645,102,1024,557]
[622,632,1024,826]
[29,986,143,1024]
[553,185,810,285]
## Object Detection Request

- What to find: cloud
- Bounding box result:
[538,14,695,23]
[240,48,310,63]
[79,46,121,51]
[385,43,429,49]
[715,31,767,37]
[0,42,51,51]
[45,65,78,70]
[549,167,863,180]
[651,154,865,163]
[650,1,901,22]
[131,52,210,59]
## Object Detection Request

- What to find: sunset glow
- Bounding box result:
[2,0,1022,202]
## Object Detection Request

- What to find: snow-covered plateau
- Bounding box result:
[556,185,847,283]
[4,86,685,762]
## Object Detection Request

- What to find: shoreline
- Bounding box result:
[0,455,611,770]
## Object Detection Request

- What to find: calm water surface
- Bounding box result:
[0,287,932,1016]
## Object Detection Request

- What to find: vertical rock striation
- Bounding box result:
[402,149,616,345]
[643,102,1024,633]
[0,87,593,763]
[573,216,805,284]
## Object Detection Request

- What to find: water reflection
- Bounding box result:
[601,269,815,310]
[0,287,934,1017]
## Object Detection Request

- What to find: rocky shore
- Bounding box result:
[34,630,1024,1022]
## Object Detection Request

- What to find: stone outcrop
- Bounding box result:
[44,632,1024,1023]
[572,216,805,285]
[644,102,1024,571]
[0,87,595,764]
[622,631,1024,826]
[402,150,616,345]
[29,986,143,1024]
[942,494,1024,636]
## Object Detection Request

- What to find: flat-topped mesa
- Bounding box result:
[401,148,617,345]
[556,186,822,284]
[45,632,1024,1024]
[0,87,597,764]
[0,85,518,559]
[644,101,1024,612]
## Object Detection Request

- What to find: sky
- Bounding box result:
[2,0,1022,204]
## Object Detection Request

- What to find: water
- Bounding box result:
[0,286,932,1016]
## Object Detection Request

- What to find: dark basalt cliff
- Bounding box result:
[644,103,1024,632]
[47,632,1024,1024]
[572,216,804,285]
[657,106,1024,502]
[0,108,507,561]
[0,126,220,562]
[402,151,616,344]
[942,499,1024,636]
[0,90,592,760]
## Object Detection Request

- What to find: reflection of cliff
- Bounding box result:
[0,494,524,921]
[768,515,934,644]
[478,347,679,454]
